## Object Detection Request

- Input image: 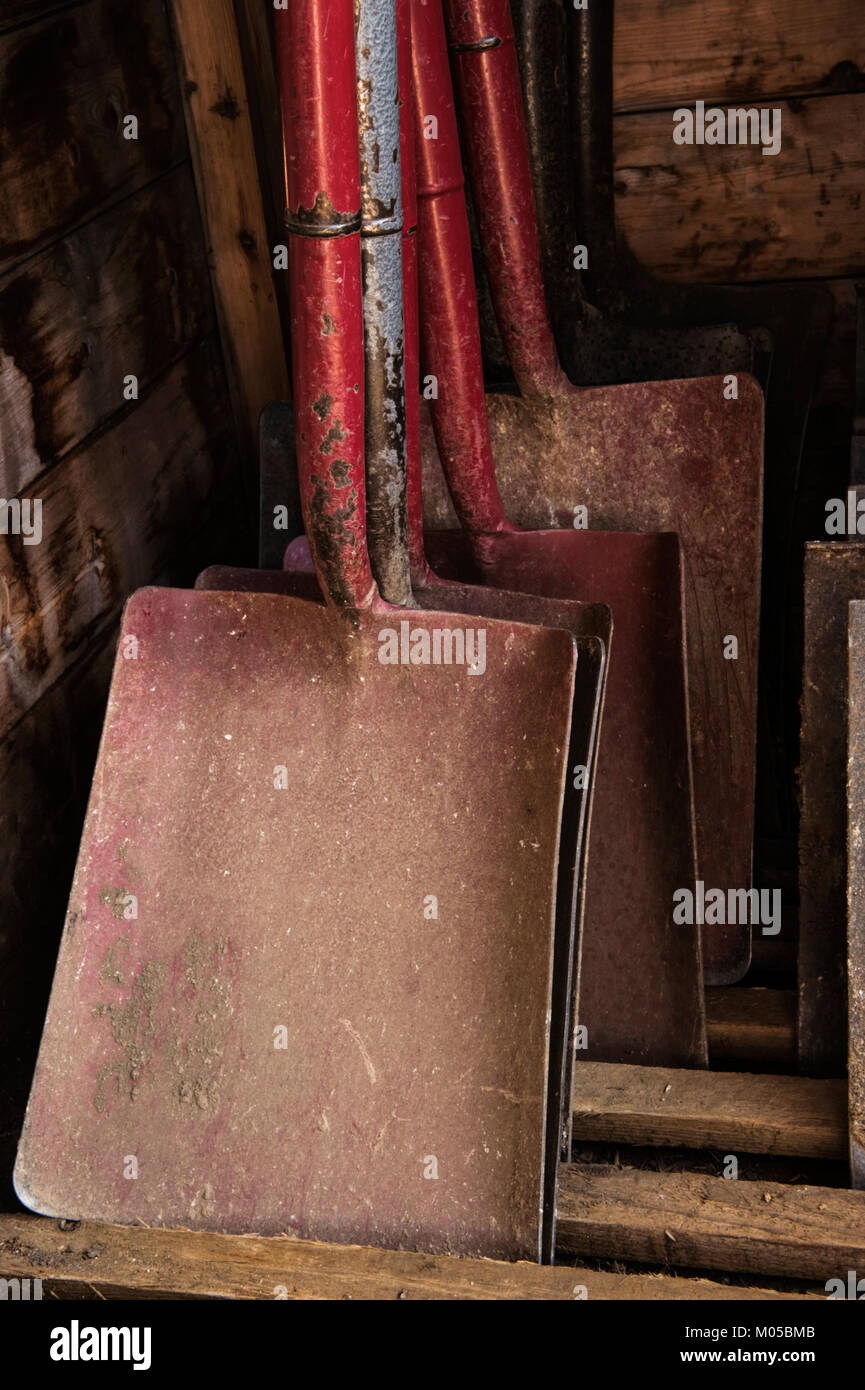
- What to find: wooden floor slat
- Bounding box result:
[0,1212,819,1300]
[572,1063,846,1160]
[557,1165,865,1282]
[706,988,796,1070]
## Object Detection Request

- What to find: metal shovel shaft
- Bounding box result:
[443,0,564,401]
[357,0,412,605]
[276,0,374,609]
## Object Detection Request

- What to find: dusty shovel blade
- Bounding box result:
[427,528,706,1069]
[800,545,865,1075]
[422,374,763,983]
[15,586,579,1261]
[848,600,865,1186]
[198,565,609,1249]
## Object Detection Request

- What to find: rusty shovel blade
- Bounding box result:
[14,585,580,1260]
[426,526,707,1069]
[422,373,763,985]
[197,563,610,1253]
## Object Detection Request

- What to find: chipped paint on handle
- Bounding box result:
[275,0,376,611]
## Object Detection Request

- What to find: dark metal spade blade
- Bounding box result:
[200,565,610,1235]
[426,526,707,1068]
[421,372,763,986]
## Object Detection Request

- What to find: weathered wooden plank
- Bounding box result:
[848,601,865,1187]
[0,1,85,35]
[0,165,214,495]
[615,93,865,282]
[0,1213,820,1300]
[232,0,291,362]
[0,0,187,275]
[572,1063,846,1160]
[706,988,796,1071]
[557,1164,865,1281]
[169,0,290,472]
[615,0,865,114]
[750,932,797,975]
[0,337,241,742]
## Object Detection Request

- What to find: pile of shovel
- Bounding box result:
[14,0,858,1262]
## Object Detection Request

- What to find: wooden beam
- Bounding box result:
[615,0,865,114]
[557,1164,865,1282]
[231,0,290,355]
[572,1063,846,1160]
[615,93,865,283]
[168,0,290,473]
[0,1213,819,1300]
[0,0,186,276]
[847,602,865,1187]
[0,2,90,37]
[706,988,796,1071]
[0,337,239,742]
[0,166,214,496]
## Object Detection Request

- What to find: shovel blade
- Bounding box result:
[15,586,578,1260]
[199,565,609,1252]
[427,527,706,1069]
[423,374,763,983]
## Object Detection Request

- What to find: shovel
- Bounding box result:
[211,0,609,1246]
[411,0,705,1069]
[422,0,764,986]
[799,285,865,1075]
[14,0,581,1263]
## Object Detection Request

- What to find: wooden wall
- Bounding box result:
[0,0,266,1194]
[611,0,864,421]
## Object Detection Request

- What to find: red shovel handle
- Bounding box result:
[443,0,567,401]
[275,0,377,611]
[409,0,512,539]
